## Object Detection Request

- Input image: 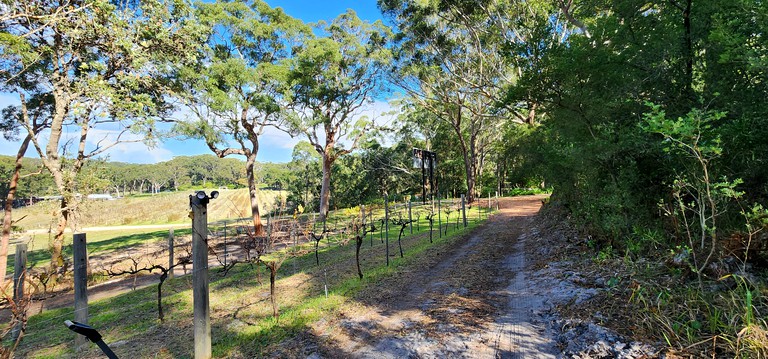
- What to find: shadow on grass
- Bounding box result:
[6,229,192,272]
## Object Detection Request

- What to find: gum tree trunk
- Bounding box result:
[318,154,333,221]
[245,152,264,235]
[0,134,32,287]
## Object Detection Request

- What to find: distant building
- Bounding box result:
[86,194,115,200]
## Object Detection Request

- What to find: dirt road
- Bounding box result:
[303,195,577,358]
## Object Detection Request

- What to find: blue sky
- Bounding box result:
[0,0,390,164]
[269,0,384,24]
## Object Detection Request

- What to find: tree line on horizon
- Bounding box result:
[0,154,286,200]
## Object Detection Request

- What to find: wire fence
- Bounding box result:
[7,195,501,354]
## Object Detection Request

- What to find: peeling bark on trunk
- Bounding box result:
[526,102,537,126]
[51,197,70,270]
[318,154,333,222]
[453,109,477,205]
[245,153,264,235]
[462,149,477,204]
[0,135,32,287]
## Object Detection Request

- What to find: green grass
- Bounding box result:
[12,204,495,358]
[4,187,286,273]
[6,228,192,273]
[506,187,551,196]
[7,188,286,231]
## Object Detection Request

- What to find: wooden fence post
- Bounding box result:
[73,233,88,350]
[13,243,26,302]
[461,194,467,228]
[191,196,211,359]
[11,244,26,341]
[496,191,499,210]
[168,229,174,280]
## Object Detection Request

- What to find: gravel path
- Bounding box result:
[308,195,570,358]
[491,228,560,358]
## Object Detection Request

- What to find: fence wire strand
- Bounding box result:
[12,197,499,346]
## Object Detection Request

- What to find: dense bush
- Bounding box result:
[517,0,768,261]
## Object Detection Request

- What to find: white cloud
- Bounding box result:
[260,126,300,150]
[0,95,401,164]
[79,128,172,163]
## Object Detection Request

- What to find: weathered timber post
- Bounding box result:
[496,191,499,211]
[168,229,174,280]
[73,233,88,350]
[385,195,390,266]
[408,200,413,234]
[191,191,217,359]
[11,244,27,341]
[461,194,467,228]
[13,244,26,304]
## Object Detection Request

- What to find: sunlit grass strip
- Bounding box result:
[6,228,193,272]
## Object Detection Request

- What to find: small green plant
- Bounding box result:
[595,246,614,262]
[740,203,768,271]
[643,104,743,286]
[626,226,664,257]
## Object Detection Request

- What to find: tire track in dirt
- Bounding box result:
[312,195,558,358]
[490,228,559,358]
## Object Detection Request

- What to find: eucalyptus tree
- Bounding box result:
[165,156,192,191]
[360,139,417,201]
[380,0,517,203]
[286,10,392,221]
[0,0,205,270]
[0,93,50,287]
[287,141,321,211]
[176,0,308,235]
